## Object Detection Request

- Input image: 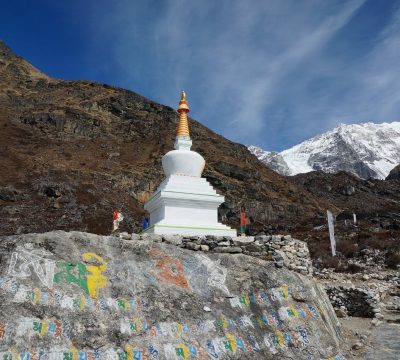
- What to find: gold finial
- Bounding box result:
[177,90,190,137]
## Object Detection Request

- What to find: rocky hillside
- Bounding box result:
[386,164,400,181]
[250,122,400,179]
[292,171,400,228]
[290,171,400,267]
[0,230,344,358]
[0,41,330,236]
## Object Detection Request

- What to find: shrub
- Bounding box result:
[385,252,400,269]
[336,238,358,258]
[320,256,339,270]
[346,263,363,273]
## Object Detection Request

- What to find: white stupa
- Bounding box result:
[143,92,236,236]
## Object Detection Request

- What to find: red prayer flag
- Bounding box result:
[240,212,247,225]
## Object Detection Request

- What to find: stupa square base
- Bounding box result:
[143,223,237,237]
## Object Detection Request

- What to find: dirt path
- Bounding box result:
[366,323,400,360]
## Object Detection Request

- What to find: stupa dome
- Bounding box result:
[162,149,205,177]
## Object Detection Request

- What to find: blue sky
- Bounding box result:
[1,0,400,151]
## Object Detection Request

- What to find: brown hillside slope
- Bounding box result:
[0,41,330,236]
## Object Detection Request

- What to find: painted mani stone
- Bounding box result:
[0,243,342,359]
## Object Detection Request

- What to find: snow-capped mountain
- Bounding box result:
[249,122,400,179]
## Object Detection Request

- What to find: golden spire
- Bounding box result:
[177,91,190,137]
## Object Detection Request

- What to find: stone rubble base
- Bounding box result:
[117,232,313,276]
[325,286,381,319]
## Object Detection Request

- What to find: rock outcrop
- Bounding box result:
[386,164,400,181]
[0,231,344,359]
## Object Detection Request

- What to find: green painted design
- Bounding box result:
[53,261,89,295]
[118,352,128,360]
[117,299,126,309]
[73,298,80,308]
[214,319,223,329]
[32,321,42,332]
[175,348,184,357]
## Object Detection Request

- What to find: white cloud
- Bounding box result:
[89,0,400,151]
[287,2,400,141]
[358,4,400,119]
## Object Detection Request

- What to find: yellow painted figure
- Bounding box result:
[124,344,133,360]
[226,333,237,352]
[176,343,190,359]
[276,330,286,346]
[82,253,108,299]
[281,285,289,299]
[33,288,41,304]
[54,253,107,299]
[70,346,78,360]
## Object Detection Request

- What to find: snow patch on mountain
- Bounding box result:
[249,122,400,179]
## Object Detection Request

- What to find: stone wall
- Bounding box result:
[124,233,313,276]
[325,286,381,319]
[0,231,343,359]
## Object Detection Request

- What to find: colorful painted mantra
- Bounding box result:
[228,286,324,321]
[118,320,313,353]
[7,246,108,299]
[0,276,149,313]
[0,344,347,360]
[228,285,305,308]
[0,302,318,345]
[0,276,313,320]
[0,347,102,360]
[118,305,319,340]
[0,318,71,340]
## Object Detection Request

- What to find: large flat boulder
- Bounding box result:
[0,231,344,359]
